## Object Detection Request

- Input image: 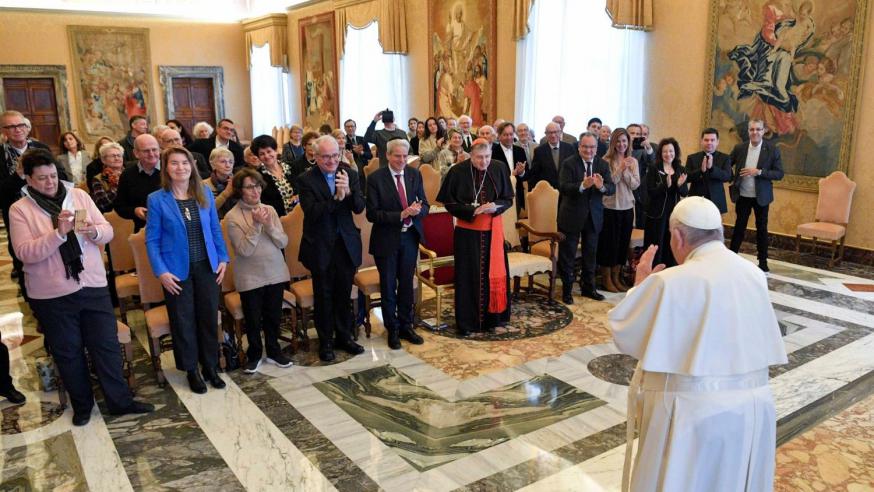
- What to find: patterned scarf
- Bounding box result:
[27,185,84,282]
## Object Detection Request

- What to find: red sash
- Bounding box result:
[456,213,507,313]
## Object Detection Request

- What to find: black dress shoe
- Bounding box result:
[581,288,605,301]
[72,410,91,426]
[387,331,402,350]
[202,368,226,389]
[0,386,26,405]
[319,350,336,362]
[110,400,155,415]
[457,329,471,338]
[336,339,365,355]
[562,292,574,305]
[399,329,424,345]
[759,262,770,273]
[187,370,207,394]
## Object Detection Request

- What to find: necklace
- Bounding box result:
[469,165,487,206]
[184,206,192,222]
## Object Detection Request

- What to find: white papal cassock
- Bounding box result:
[609,240,788,492]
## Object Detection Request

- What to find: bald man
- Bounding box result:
[115,134,162,231]
[159,128,210,179]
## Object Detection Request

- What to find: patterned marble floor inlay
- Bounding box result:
[419,292,573,341]
[314,365,606,471]
[1,432,88,489]
[587,354,636,386]
[1,401,65,434]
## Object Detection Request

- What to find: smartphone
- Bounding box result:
[74,209,87,230]
[632,137,645,150]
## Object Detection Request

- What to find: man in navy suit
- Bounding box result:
[297,136,366,361]
[187,119,245,172]
[491,122,529,209]
[728,119,784,272]
[686,128,732,214]
[557,133,615,303]
[366,139,429,349]
[343,119,373,167]
[528,122,575,190]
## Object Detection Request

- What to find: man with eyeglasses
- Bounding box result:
[1,110,53,281]
[528,122,575,189]
[297,135,366,362]
[188,118,245,172]
[114,134,162,231]
[557,132,615,304]
[539,115,577,146]
[159,128,209,179]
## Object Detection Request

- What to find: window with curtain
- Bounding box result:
[249,43,293,138]
[515,0,645,139]
[339,22,410,135]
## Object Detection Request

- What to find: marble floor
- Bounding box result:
[2,225,874,491]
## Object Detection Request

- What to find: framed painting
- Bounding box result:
[67,26,155,141]
[428,0,497,127]
[703,0,869,191]
[299,12,339,131]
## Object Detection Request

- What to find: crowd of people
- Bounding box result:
[0,107,788,490]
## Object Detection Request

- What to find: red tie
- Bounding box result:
[396,174,412,227]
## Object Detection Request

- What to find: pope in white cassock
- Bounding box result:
[608,196,788,492]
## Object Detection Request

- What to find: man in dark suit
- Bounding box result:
[491,122,529,209]
[686,128,732,214]
[528,122,575,190]
[298,135,366,362]
[458,115,475,152]
[585,118,609,161]
[366,139,429,349]
[344,119,373,166]
[158,128,210,178]
[187,118,245,171]
[557,133,615,303]
[728,119,783,272]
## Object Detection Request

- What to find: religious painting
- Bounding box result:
[704,0,869,191]
[429,0,497,127]
[67,26,155,140]
[299,13,339,131]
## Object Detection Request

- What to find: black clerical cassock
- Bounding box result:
[436,158,514,335]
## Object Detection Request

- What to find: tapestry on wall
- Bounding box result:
[67,26,155,140]
[704,0,868,191]
[299,12,339,131]
[429,0,497,127]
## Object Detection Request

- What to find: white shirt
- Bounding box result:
[501,144,515,175]
[216,137,229,149]
[740,142,761,198]
[68,151,84,184]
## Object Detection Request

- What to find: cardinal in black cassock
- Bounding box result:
[436,139,515,336]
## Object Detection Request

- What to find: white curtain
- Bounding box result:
[249,42,294,138]
[515,0,645,140]
[340,22,410,134]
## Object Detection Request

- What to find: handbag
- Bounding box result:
[221,332,240,371]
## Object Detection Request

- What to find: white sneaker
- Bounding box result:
[266,354,293,368]
[243,358,262,374]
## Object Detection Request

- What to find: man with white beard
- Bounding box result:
[608,196,787,492]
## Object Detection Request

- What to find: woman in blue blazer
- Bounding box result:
[146,146,229,394]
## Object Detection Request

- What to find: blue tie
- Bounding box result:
[325,172,336,195]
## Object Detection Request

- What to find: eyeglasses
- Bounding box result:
[1,123,28,131]
[545,130,560,135]
[318,153,341,160]
[241,184,263,190]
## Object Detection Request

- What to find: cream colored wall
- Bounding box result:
[285,0,517,125]
[0,10,252,140]
[644,0,873,251]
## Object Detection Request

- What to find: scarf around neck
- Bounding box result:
[28,184,84,282]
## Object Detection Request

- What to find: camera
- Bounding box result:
[381,108,395,124]
[632,137,645,150]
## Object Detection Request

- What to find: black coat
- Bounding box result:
[686,150,732,213]
[187,137,245,172]
[557,155,615,234]
[491,143,529,208]
[528,141,576,190]
[728,140,784,206]
[366,166,429,255]
[297,163,365,271]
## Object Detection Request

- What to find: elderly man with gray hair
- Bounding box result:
[608,196,787,492]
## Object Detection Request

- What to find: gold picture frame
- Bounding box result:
[299,12,339,131]
[702,0,869,191]
[428,0,497,127]
[67,26,155,140]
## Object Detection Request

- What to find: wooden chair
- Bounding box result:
[364,157,380,177]
[280,207,311,350]
[504,196,560,300]
[353,211,378,338]
[220,219,246,365]
[419,164,441,207]
[415,211,456,330]
[105,212,138,324]
[796,171,857,266]
[128,230,171,386]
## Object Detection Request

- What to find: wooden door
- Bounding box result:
[3,78,61,153]
[171,77,215,134]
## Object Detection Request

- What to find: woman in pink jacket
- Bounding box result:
[9,149,153,426]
